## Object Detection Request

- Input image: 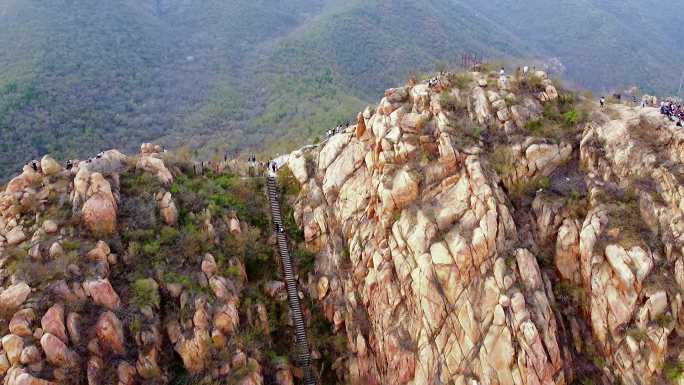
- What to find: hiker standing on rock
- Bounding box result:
[600,96,606,108]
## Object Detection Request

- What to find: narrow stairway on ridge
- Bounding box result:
[266,174,318,385]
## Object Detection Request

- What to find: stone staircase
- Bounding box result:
[266,176,317,385]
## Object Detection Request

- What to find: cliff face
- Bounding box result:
[288,71,684,385]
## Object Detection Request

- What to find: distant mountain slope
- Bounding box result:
[1,0,682,180]
[467,0,684,94]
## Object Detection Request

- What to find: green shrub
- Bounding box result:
[295,247,317,276]
[142,240,161,257]
[128,241,141,259]
[277,166,300,196]
[6,246,28,260]
[163,271,196,291]
[61,239,81,251]
[537,176,551,190]
[542,103,561,121]
[160,226,180,245]
[536,253,553,268]
[655,313,673,327]
[123,228,156,241]
[555,281,588,308]
[439,91,459,111]
[451,72,473,89]
[523,74,545,92]
[627,327,648,342]
[179,224,209,257]
[664,360,684,381]
[524,119,543,135]
[563,109,578,127]
[489,146,515,180]
[131,278,160,308]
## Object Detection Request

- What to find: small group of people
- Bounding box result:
[661,100,684,127]
[85,151,105,164]
[427,72,446,88]
[28,149,107,173]
[326,121,351,139]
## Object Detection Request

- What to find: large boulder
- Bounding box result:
[288,150,309,184]
[9,309,35,337]
[82,173,117,235]
[10,372,57,385]
[175,329,210,374]
[5,226,26,246]
[471,86,491,125]
[40,333,79,367]
[157,191,178,226]
[40,155,62,176]
[5,171,38,195]
[0,282,31,312]
[84,149,128,175]
[66,312,82,345]
[41,304,67,343]
[137,155,173,185]
[83,279,121,310]
[95,311,125,354]
[2,334,24,365]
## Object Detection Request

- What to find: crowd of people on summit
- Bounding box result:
[661,100,684,127]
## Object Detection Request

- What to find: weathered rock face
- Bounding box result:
[2,71,680,385]
[566,105,684,385]
[80,172,118,235]
[40,156,62,176]
[157,191,178,226]
[498,138,573,190]
[137,154,173,185]
[290,73,567,385]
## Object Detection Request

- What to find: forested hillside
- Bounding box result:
[1,0,682,180]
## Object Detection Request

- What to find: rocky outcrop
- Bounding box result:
[77,171,118,235]
[39,156,62,176]
[137,146,173,185]
[157,191,178,226]
[498,138,573,190]
[290,72,567,385]
[2,69,680,385]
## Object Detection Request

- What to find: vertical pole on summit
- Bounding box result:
[678,69,684,99]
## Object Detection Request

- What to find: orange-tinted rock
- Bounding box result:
[41,304,67,343]
[95,311,125,355]
[9,309,35,337]
[40,333,79,368]
[83,279,121,310]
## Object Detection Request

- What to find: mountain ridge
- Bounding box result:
[1,0,683,182]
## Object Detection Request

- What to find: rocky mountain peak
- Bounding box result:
[0,68,682,385]
[285,69,684,385]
